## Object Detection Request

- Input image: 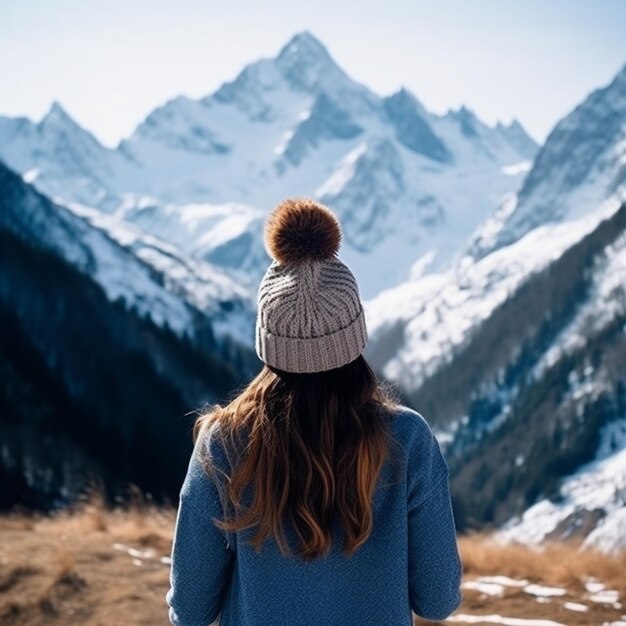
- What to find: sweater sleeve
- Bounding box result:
[166,426,235,626]
[407,420,463,621]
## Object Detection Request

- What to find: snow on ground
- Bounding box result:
[457,574,623,625]
[476,576,531,588]
[448,614,567,625]
[463,580,510,597]
[523,585,567,598]
[462,578,568,600]
[465,193,519,257]
[22,167,40,183]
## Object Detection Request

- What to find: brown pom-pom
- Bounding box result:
[264,198,342,265]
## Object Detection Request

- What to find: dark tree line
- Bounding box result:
[0,224,257,512]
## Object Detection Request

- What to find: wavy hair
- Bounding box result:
[192,354,402,562]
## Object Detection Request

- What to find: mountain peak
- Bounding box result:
[35,99,111,164]
[43,101,73,124]
[444,104,479,124]
[445,105,484,138]
[277,31,330,62]
[383,88,450,162]
[388,86,428,114]
[393,86,417,103]
[275,31,347,92]
[495,118,539,158]
[40,101,93,139]
[457,104,476,119]
[496,118,522,131]
[495,117,533,139]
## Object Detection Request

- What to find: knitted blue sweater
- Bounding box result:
[166,405,463,625]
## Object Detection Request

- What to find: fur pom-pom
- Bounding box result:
[264,198,342,265]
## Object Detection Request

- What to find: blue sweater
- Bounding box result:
[166,405,463,625]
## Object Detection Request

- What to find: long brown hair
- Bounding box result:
[193,354,402,562]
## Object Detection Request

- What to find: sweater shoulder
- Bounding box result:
[388,404,450,495]
[389,403,438,448]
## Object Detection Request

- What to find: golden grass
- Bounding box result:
[0,490,624,625]
[53,548,76,578]
[459,530,626,596]
[0,487,176,625]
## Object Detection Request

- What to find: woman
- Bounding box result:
[166,198,463,625]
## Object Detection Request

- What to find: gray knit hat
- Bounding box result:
[255,198,368,373]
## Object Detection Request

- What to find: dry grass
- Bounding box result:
[1,491,624,625]
[459,530,626,597]
[0,487,175,626]
[53,548,76,578]
[426,531,626,626]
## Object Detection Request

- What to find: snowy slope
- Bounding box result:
[470,62,626,258]
[114,197,268,290]
[366,58,626,391]
[0,162,255,348]
[0,31,537,298]
[63,201,256,345]
[381,193,626,546]
[497,418,626,553]
[489,210,626,553]
[361,58,626,542]
[364,194,624,393]
[0,103,131,211]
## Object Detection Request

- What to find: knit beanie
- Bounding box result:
[255,198,368,373]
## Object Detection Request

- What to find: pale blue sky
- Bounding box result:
[2,0,625,147]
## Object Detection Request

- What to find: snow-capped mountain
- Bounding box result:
[364,195,623,393]
[0,31,537,297]
[115,197,268,290]
[0,161,258,507]
[0,162,256,349]
[443,199,626,545]
[366,60,626,396]
[363,59,626,549]
[60,200,257,347]
[0,102,128,210]
[469,62,626,257]
[369,195,626,550]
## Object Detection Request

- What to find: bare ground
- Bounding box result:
[1,492,624,626]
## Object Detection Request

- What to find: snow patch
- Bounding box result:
[448,614,566,626]
[273,129,295,156]
[523,584,566,598]
[315,141,367,197]
[501,160,532,176]
[22,167,40,183]
[463,581,505,596]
